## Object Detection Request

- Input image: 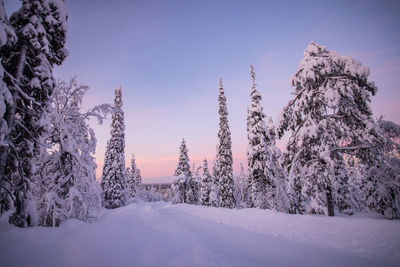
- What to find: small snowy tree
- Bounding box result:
[185,164,200,205]
[209,159,219,207]
[127,154,143,199]
[171,139,192,204]
[246,65,275,209]
[200,159,212,206]
[216,79,235,208]
[0,0,68,227]
[134,168,143,199]
[101,86,128,209]
[36,79,110,226]
[236,163,249,208]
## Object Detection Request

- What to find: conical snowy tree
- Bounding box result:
[134,168,143,198]
[246,65,275,209]
[279,41,398,218]
[236,163,249,208]
[209,159,219,207]
[216,78,235,208]
[0,0,68,227]
[36,79,109,226]
[127,154,142,199]
[171,139,192,204]
[200,158,212,206]
[101,86,128,209]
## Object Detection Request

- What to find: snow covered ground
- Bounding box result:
[0,201,399,267]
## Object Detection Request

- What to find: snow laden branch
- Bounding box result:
[331,144,379,153]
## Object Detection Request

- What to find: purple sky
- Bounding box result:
[5,0,400,182]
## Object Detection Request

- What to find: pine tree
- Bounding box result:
[237,163,249,208]
[171,139,191,204]
[101,86,128,209]
[216,78,235,208]
[209,159,219,207]
[200,159,212,206]
[127,153,142,199]
[186,164,200,204]
[246,65,275,209]
[0,0,68,227]
[36,79,109,226]
[279,41,395,217]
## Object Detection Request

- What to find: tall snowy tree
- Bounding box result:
[0,0,68,227]
[216,78,235,208]
[36,79,110,226]
[246,65,275,209]
[200,158,212,206]
[279,41,398,218]
[171,139,192,204]
[127,153,142,199]
[101,86,128,209]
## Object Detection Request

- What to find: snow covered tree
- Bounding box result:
[186,164,200,204]
[209,159,219,207]
[0,0,68,227]
[127,154,143,199]
[378,118,400,160]
[200,158,212,206]
[236,163,249,208]
[146,185,162,202]
[36,79,110,226]
[171,139,192,204]
[216,78,235,208]
[246,65,275,209]
[101,86,128,209]
[279,41,397,218]
[0,0,17,215]
[265,117,289,212]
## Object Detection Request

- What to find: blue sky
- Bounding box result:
[5,0,400,181]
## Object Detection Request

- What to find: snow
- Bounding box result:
[0,201,398,267]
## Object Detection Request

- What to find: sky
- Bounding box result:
[5,0,400,183]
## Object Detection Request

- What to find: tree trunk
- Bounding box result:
[326,186,335,216]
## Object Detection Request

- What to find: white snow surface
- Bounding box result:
[0,201,399,267]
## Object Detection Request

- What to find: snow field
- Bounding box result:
[1,201,399,267]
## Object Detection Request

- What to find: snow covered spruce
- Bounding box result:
[171,139,193,204]
[215,79,235,208]
[101,86,129,209]
[246,65,276,209]
[127,154,143,200]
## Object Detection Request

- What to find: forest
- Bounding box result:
[0,0,399,232]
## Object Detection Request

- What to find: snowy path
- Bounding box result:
[0,202,399,267]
